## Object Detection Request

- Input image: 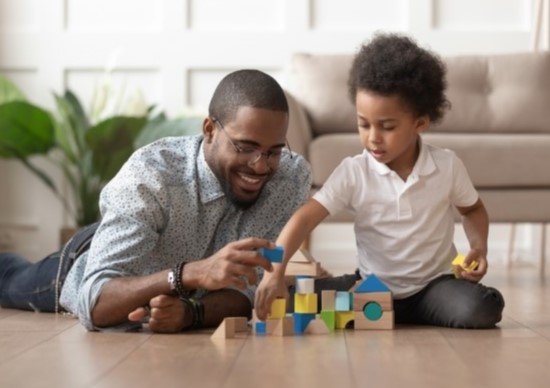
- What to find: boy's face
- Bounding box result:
[355,90,430,176]
[203,106,288,208]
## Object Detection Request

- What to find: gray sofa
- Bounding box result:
[284,51,550,266]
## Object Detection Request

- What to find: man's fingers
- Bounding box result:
[231,237,274,251]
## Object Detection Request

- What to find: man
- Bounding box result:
[0,69,312,333]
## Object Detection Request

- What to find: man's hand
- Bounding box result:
[186,238,275,290]
[254,269,288,321]
[128,294,192,333]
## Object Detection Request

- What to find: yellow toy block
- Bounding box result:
[294,293,318,314]
[335,311,354,329]
[268,298,286,319]
[452,254,479,278]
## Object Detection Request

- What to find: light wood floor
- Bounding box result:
[1,266,549,388]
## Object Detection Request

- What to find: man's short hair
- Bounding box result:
[208,69,288,124]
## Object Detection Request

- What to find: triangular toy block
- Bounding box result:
[211,317,249,339]
[354,274,391,293]
[320,310,336,331]
[293,313,316,334]
[304,318,330,335]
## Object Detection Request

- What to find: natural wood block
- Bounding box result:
[353,292,393,312]
[354,311,394,330]
[304,318,330,335]
[321,290,336,311]
[273,317,294,336]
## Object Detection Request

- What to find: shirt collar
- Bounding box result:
[197,140,226,204]
[365,137,436,178]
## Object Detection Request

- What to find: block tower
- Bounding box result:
[352,274,394,330]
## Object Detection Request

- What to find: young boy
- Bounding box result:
[255,33,504,328]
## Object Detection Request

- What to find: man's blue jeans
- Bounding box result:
[0,251,61,312]
[289,272,505,329]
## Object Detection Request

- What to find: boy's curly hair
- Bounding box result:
[348,33,450,123]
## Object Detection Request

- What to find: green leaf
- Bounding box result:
[134,115,202,149]
[0,101,55,158]
[0,74,26,104]
[86,116,148,182]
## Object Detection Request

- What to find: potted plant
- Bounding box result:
[0,74,202,232]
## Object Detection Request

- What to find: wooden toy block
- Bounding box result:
[253,318,280,335]
[273,316,294,336]
[293,313,315,334]
[295,277,315,294]
[353,292,393,312]
[286,249,321,276]
[354,310,394,330]
[321,290,336,310]
[259,246,284,263]
[304,318,330,335]
[255,321,267,335]
[269,297,286,319]
[452,254,479,278]
[320,310,336,331]
[335,291,351,311]
[294,293,318,314]
[363,302,383,320]
[211,317,249,339]
[335,311,354,329]
[355,274,391,293]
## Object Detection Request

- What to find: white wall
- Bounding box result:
[0,0,549,261]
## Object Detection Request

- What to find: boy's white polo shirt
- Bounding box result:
[313,140,479,298]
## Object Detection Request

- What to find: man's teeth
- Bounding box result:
[239,174,260,183]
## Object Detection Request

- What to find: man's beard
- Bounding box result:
[218,173,263,210]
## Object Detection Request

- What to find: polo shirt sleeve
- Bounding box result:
[313,157,356,216]
[450,153,479,208]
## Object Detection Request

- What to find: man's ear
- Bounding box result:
[415,115,431,134]
[203,117,216,143]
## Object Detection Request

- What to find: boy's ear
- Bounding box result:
[415,115,431,134]
[203,117,216,143]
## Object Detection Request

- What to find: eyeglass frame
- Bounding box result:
[211,117,293,168]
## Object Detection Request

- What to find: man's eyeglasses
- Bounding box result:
[212,117,292,168]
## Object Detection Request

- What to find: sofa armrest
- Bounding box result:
[285,90,313,160]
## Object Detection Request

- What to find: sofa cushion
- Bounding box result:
[434,52,550,134]
[309,133,550,188]
[288,53,356,136]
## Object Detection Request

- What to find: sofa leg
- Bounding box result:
[540,223,547,276]
[507,223,516,268]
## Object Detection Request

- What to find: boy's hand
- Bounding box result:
[254,268,288,321]
[454,250,487,283]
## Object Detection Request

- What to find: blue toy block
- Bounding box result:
[255,321,267,335]
[335,291,351,311]
[259,246,284,263]
[293,313,316,334]
[355,274,391,293]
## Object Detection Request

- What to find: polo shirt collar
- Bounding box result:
[365,137,436,178]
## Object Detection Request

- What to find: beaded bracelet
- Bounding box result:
[180,297,204,330]
[173,261,195,299]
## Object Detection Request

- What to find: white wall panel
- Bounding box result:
[311,0,407,31]
[434,0,531,30]
[66,0,163,32]
[189,0,285,31]
[0,0,547,261]
[0,0,39,32]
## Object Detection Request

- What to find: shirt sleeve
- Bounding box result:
[313,157,355,216]
[450,153,479,208]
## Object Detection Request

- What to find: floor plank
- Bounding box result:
[0,266,548,388]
